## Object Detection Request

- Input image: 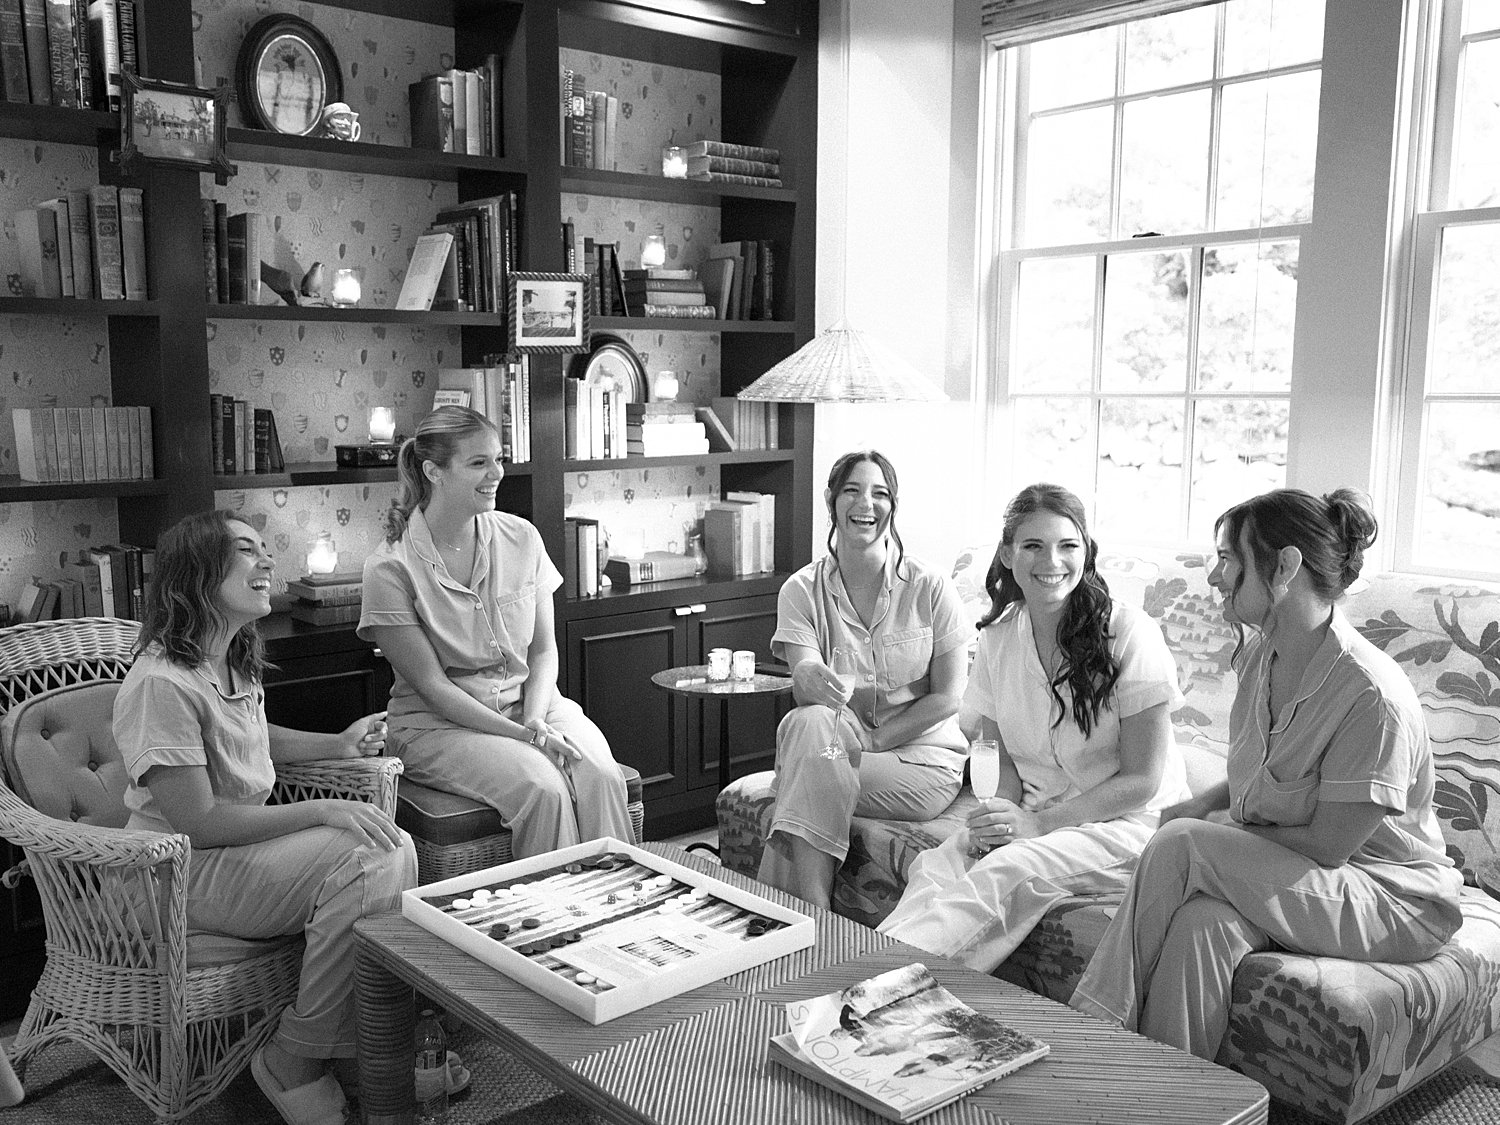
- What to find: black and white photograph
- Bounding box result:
[508,272,590,354]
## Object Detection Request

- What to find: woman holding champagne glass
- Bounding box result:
[878,483,1189,972]
[756,451,971,908]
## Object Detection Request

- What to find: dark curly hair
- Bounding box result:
[134,510,268,685]
[824,450,907,578]
[978,483,1119,737]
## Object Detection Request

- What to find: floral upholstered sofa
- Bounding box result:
[716,545,1500,1124]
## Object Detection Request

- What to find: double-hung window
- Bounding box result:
[982,0,1325,546]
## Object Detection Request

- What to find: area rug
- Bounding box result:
[2,1032,1496,1124]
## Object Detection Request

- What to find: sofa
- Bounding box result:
[716,545,1500,1124]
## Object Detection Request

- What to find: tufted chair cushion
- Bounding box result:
[1,681,128,828]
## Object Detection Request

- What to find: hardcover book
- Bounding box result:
[0,0,29,103]
[88,184,124,299]
[118,184,147,300]
[769,963,1048,1123]
[14,206,62,297]
[65,188,94,299]
[17,0,48,105]
[681,139,780,164]
[397,231,456,311]
[409,73,455,152]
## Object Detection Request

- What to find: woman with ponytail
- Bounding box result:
[1071,488,1464,1061]
[358,406,631,858]
[877,483,1188,971]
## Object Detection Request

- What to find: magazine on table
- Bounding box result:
[768,962,1048,1123]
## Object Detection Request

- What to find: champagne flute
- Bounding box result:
[968,738,1001,857]
[818,646,858,761]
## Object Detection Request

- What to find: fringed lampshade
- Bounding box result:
[737,319,949,403]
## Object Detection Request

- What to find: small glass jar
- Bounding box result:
[686,528,707,575]
[661,144,687,179]
[306,532,338,575]
[641,232,667,269]
[329,267,362,308]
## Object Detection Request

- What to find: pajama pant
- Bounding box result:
[878,813,1157,973]
[393,693,633,859]
[1069,818,1461,1060]
[187,824,417,1058]
[766,705,963,864]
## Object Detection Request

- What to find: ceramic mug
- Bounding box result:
[319,102,361,142]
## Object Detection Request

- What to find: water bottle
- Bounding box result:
[414,1008,448,1124]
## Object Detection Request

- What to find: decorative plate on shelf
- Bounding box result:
[568,333,648,402]
[236,15,343,136]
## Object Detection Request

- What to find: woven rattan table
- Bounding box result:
[353,844,1269,1125]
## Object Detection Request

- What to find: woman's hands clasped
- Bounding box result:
[524,718,584,771]
[966,796,1042,854]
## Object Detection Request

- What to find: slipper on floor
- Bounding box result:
[251,1046,348,1125]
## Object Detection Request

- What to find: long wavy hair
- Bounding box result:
[978,483,1119,737]
[134,510,268,684]
[824,450,907,578]
[384,406,500,543]
[1214,487,1378,653]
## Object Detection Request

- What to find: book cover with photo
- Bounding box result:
[769,962,1048,1123]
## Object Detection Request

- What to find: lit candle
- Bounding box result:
[306,533,338,575]
[641,234,666,269]
[369,406,395,444]
[329,268,362,308]
[661,145,687,179]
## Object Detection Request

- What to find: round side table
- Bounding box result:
[650,664,793,794]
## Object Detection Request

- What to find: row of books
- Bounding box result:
[682,140,784,189]
[409,56,503,157]
[12,405,152,482]
[16,184,145,300]
[562,516,602,598]
[559,68,618,170]
[199,202,264,305]
[708,239,775,320]
[15,544,154,624]
[209,395,286,475]
[286,572,363,626]
[434,357,531,463]
[622,267,715,319]
[418,191,520,314]
[713,395,780,451]
[0,0,137,111]
[704,490,776,577]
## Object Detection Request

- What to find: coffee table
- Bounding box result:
[354,844,1269,1125]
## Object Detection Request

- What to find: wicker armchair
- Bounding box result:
[0,617,403,1123]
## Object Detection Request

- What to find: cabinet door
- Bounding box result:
[262,646,390,732]
[565,607,691,809]
[688,595,786,790]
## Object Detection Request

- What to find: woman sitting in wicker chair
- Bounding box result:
[113,511,417,1125]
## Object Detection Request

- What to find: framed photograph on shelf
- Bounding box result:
[508,273,590,355]
[235,14,344,136]
[118,71,236,182]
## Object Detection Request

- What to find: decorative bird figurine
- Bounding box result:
[300,262,326,301]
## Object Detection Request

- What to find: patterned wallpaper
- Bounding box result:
[0,5,735,614]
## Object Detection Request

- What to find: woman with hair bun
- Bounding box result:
[877,482,1188,971]
[358,406,632,858]
[1070,488,1464,1061]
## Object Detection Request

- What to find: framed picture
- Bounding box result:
[119,71,236,182]
[235,14,343,136]
[509,273,590,355]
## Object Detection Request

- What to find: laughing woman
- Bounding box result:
[359,406,632,858]
[756,450,972,908]
[876,483,1188,971]
[1069,488,1464,1060]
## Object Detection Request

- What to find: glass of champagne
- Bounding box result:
[968,738,1001,857]
[818,646,858,761]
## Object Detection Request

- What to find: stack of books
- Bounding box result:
[562,517,601,598]
[622,268,713,319]
[703,490,776,577]
[287,572,363,626]
[16,185,146,300]
[12,405,154,483]
[683,140,783,188]
[625,402,709,457]
[705,238,775,320]
[409,56,504,156]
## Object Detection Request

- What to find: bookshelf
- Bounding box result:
[0,0,815,842]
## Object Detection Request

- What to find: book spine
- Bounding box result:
[87,183,124,299]
[85,0,117,110]
[37,201,72,295]
[136,404,151,478]
[124,403,141,478]
[482,52,501,157]
[16,0,46,103]
[49,409,71,481]
[686,154,780,177]
[232,398,247,475]
[77,404,95,480]
[686,171,784,188]
[225,212,249,303]
[70,0,90,106]
[213,201,228,303]
[89,405,106,479]
[114,0,133,78]
[65,188,92,298]
[635,304,716,318]
[103,406,122,478]
[14,207,62,297]
[42,0,74,106]
[408,73,454,152]
[253,407,270,473]
[118,184,146,300]
[0,0,29,102]
[290,601,362,626]
[200,197,218,302]
[622,278,706,293]
[590,90,606,170]
[218,394,234,473]
[684,139,780,163]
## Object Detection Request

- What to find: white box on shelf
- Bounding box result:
[402,837,814,1024]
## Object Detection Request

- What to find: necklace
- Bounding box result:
[439,538,468,552]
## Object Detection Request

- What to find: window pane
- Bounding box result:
[1014,257,1096,393]
[1454,39,1500,210]
[1217,71,1320,228]
[1197,240,1299,392]
[1101,251,1189,392]
[1096,399,1185,543]
[1028,26,1116,112]
[1464,0,1500,34]
[1414,402,1500,572]
[1119,91,1210,236]
[1223,0,1325,76]
[1123,7,1217,95]
[1189,399,1289,542]
[1013,397,1098,494]
[1430,223,1500,394]
[1022,107,1114,245]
